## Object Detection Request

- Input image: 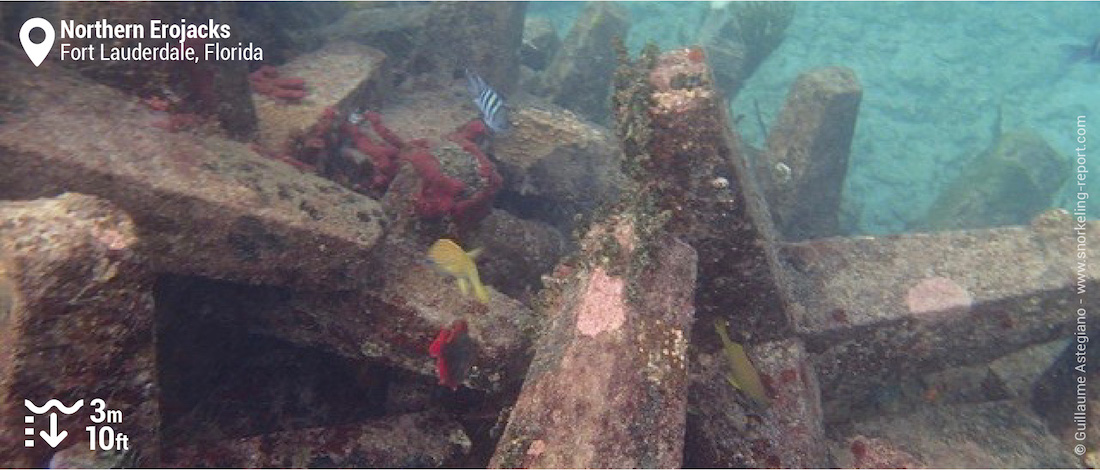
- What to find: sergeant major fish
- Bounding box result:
[428,238,490,304]
[465,69,510,133]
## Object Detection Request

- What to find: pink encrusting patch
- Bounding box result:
[905,276,973,315]
[575,267,627,337]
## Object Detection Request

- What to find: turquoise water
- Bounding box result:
[534,1,1100,235]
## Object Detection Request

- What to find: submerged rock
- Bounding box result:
[490,215,697,468]
[0,46,386,291]
[759,66,862,241]
[0,194,158,467]
[919,129,1068,232]
[520,16,561,71]
[492,99,626,235]
[533,3,630,125]
[164,411,471,467]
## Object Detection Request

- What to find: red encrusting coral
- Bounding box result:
[428,319,475,390]
[347,113,502,227]
[249,65,309,102]
[403,146,466,218]
[341,112,402,191]
[446,119,503,227]
[249,107,501,228]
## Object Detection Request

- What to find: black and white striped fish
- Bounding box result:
[465,69,510,133]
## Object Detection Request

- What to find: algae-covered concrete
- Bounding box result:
[0,194,158,467]
[0,45,385,291]
[536,2,630,125]
[760,66,862,241]
[253,41,390,154]
[163,411,470,467]
[490,215,697,468]
[779,210,1100,417]
[616,46,829,467]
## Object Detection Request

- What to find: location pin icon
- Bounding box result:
[20,18,55,67]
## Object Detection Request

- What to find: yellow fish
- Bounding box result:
[428,239,490,304]
[714,319,771,409]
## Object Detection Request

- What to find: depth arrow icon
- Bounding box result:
[39,413,67,448]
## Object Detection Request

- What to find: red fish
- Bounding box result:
[428,319,476,390]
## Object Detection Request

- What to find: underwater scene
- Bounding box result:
[0,0,1097,468]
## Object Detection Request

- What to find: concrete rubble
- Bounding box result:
[520,16,562,71]
[0,194,159,467]
[413,3,527,95]
[636,47,791,342]
[363,82,623,241]
[490,214,697,468]
[617,46,828,467]
[206,238,540,393]
[1,6,1097,467]
[686,337,826,468]
[0,45,386,292]
[493,101,627,233]
[759,66,862,241]
[162,411,471,468]
[918,129,1068,232]
[534,2,630,125]
[467,209,567,301]
[253,41,390,155]
[830,402,1079,468]
[779,209,1100,418]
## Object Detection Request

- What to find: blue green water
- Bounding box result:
[532,1,1100,235]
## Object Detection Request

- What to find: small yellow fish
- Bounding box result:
[428,239,490,304]
[714,319,771,409]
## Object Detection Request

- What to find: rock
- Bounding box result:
[490,216,697,468]
[253,41,391,159]
[467,209,566,301]
[919,129,1068,231]
[617,47,789,340]
[323,4,430,66]
[616,47,815,467]
[536,3,630,125]
[157,239,538,394]
[49,440,137,468]
[837,435,923,469]
[777,215,1100,419]
[408,2,526,95]
[832,402,1078,468]
[697,2,795,99]
[989,339,1067,401]
[759,66,862,241]
[57,3,258,139]
[520,17,561,71]
[0,194,158,467]
[493,99,626,234]
[163,411,471,467]
[0,46,386,291]
[686,337,828,468]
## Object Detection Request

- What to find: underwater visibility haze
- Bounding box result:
[0,1,1097,468]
